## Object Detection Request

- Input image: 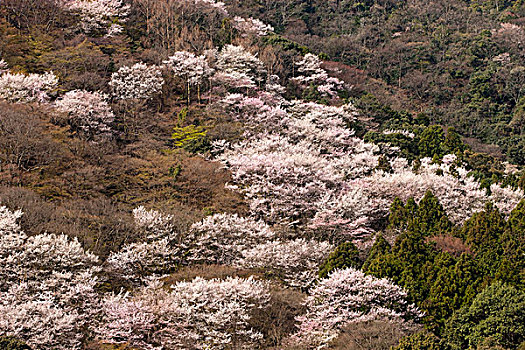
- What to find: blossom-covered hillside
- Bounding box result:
[0,0,524,349]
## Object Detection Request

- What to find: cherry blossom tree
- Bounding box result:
[0,59,8,74]
[0,206,101,350]
[232,16,274,37]
[217,92,287,135]
[109,63,164,100]
[187,213,275,265]
[190,0,228,15]
[163,51,214,104]
[292,53,345,98]
[97,276,270,349]
[312,155,524,240]
[0,71,58,103]
[107,207,181,282]
[213,45,266,90]
[63,0,130,36]
[215,100,378,225]
[55,90,115,139]
[132,205,174,240]
[238,239,333,289]
[291,267,422,349]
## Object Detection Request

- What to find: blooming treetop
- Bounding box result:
[214,85,523,243]
[55,90,115,139]
[0,71,58,103]
[292,53,345,97]
[187,213,275,265]
[312,155,525,240]
[216,98,379,225]
[0,206,100,350]
[109,63,164,100]
[0,59,8,74]
[238,238,333,289]
[213,45,266,89]
[291,267,422,349]
[107,207,180,282]
[132,206,175,240]
[232,16,274,37]
[163,51,213,87]
[62,0,130,36]
[96,276,270,349]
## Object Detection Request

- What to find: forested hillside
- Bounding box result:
[0,0,524,349]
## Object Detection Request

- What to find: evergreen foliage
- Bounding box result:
[445,281,525,350]
[318,241,360,279]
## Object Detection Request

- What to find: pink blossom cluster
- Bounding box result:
[216,97,379,225]
[163,51,214,87]
[238,238,333,288]
[292,53,345,97]
[312,155,524,240]
[0,71,58,103]
[62,0,130,36]
[191,0,228,15]
[109,63,165,100]
[55,89,115,138]
[212,45,266,89]
[232,16,274,37]
[107,207,180,282]
[96,276,270,349]
[187,213,275,265]
[290,267,422,349]
[215,80,523,242]
[0,59,8,74]
[0,206,100,350]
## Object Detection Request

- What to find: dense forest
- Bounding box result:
[0,0,524,349]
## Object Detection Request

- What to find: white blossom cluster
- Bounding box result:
[0,206,100,350]
[187,213,275,265]
[292,53,345,97]
[382,129,416,138]
[107,207,180,282]
[232,16,274,37]
[96,276,270,349]
[238,239,333,289]
[312,155,524,239]
[217,98,379,225]
[290,267,422,349]
[109,63,165,100]
[62,0,130,36]
[55,89,115,138]
[0,71,58,103]
[0,59,8,74]
[163,51,214,87]
[212,45,266,89]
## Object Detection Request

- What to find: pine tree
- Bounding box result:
[318,241,360,279]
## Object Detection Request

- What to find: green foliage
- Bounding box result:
[393,331,447,350]
[365,194,478,331]
[318,241,360,279]
[376,155,393,173]
[172,124,209,153]
[262,34,310,55]
[445,281,525,350]
[365,194,525,335]
[387,192,452,235]
[413,191,453,235]
[361,233,391,272]
[171,108,209,153]
[363,130,419,161]
[443,127,467,154]
[418,125,445,158]
[354,93,412,125]
[0,337,31,350]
